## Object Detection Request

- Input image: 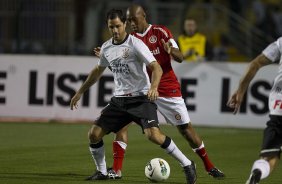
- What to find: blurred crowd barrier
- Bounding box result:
[0,0,278,61]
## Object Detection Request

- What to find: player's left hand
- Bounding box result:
[70,92,82,110]
[161,39,172,54]
[227,92,243,114]
[93,47,101,58]
[147,88,159,101]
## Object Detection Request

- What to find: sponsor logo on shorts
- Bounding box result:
[148,120,155,123]
[175,114,181,120]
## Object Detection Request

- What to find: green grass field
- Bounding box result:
[0,122,281,184]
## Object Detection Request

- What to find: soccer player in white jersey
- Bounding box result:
[228,37,282,184]
[70,9,196,184]
[94,4,224,181]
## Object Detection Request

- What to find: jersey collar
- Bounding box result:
[112,34,129,45]
[136,24,152,37]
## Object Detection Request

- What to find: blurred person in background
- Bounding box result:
[178,18,213,62]
[227,37,282,184]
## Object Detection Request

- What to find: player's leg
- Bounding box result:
[87,99,131,181]
[143,126,197,184]
[246,115,282,184]
[108,124,130,179]
[86,123,108,180]
[156,97,224,178]
[246,156,279,184]
[130,97,196,184]
[246,158,270,184]
[144,126,192,166]
[177,123,201,147]
[267,156,280,173]
[177,123,224,178]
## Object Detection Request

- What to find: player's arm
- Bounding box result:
[227,54,272,114]
[133,37,163,100]
[70,65,106,110]
[147,61,163,101]
[161,39,183,63]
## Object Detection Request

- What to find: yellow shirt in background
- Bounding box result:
[178,33,206,62]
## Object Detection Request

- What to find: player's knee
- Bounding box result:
[88,130,96,142]
[88,125,102,142]
[144,128,152,140]
[177,123,189,134]
[145,127,165,144]
[261,155,280,162]
[147,133,158,142]
[115,129,128,142]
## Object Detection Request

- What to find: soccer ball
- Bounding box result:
[145,158,170,182]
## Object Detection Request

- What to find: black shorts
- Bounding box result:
[260,115,282,158]
[95,96,159,134]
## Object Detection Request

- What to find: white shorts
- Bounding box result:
[155,97,190,126]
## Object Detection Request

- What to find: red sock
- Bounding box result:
[196,147,214,172]
[112,141,126,172]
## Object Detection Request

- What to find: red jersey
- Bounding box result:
[132,24,182,97]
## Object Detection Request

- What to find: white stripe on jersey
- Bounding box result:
[136,24,179,49]
[98,34,157,96]
[169,39,179,49]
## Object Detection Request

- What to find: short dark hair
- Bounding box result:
[106,9,126,23]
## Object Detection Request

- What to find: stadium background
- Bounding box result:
[1,0,282,127]
[1,1,282,184]
[0,0,281,60]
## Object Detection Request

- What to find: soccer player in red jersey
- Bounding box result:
[94,4,225,180]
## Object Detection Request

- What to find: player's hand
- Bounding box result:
[227,92,243,114]
[70,92,82,110]
[93,47,101,58]
[147,88,159,101]
[161,39,172,54]
[185,48,195,57]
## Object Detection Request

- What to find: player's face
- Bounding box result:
[107,17,127,43]
[126,11,145,33]
[184,19,197,36]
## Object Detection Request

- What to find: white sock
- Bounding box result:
[89,142,107,175]
[163,138,192,167]
[116,141,127,150]
[192,141,205,152]
[251,159,270,179]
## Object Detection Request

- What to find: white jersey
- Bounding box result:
[262,37,282,115]
[98,34,156,96]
